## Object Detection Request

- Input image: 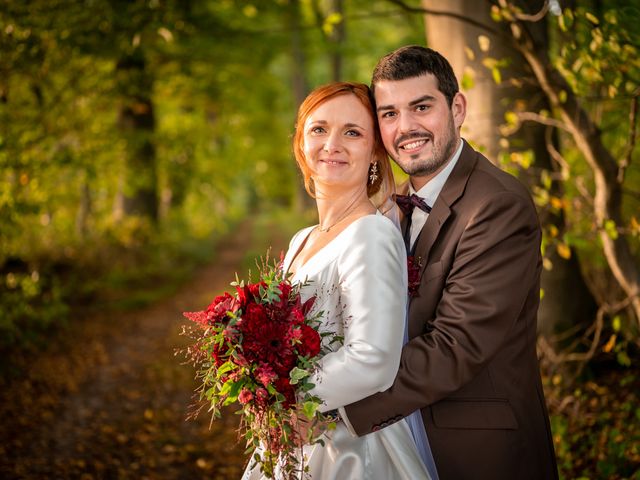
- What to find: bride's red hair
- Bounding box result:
[292,82,395,208]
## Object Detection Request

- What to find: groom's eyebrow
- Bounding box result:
[409,95,436,106]
[376,103,395,113]
[376,95,436,112]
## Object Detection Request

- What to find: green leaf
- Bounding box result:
[604,220,619,239]
[612,316,621,332]
[217,360,235,376]
[289,366,310,385]
[616,350,631,367]
[302,400,319,419]
[558,90,567,104]
[461,71,475,91]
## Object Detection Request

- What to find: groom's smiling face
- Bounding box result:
[374,74,465,187]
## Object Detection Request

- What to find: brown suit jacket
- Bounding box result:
[343,141,558,480]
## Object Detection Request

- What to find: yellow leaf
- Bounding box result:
[613,316,621,332]
[243,5,257,18]
[478,35,491,52]
[603,334,616,353]
[492,66,502,84]
[490,6,502,22]
[585,12,599,25]
[556,243,571,259]
[464,46,475,61]
[550,196,564,210]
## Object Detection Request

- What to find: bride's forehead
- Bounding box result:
[306,96,373,124]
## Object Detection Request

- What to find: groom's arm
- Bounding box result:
[342,189,541,435]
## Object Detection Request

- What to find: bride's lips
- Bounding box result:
[319,158,348,165]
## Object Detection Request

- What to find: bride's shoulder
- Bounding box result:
[288,225,316,249]
[347,213,403,242]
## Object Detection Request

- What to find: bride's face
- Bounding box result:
[302,94,375,193]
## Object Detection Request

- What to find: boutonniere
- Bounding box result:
[407,255,423,297]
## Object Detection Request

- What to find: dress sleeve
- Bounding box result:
[308,216,408,411]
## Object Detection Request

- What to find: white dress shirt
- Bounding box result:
[408,139,464,250]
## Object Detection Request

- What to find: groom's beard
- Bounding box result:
[390,115,458,178]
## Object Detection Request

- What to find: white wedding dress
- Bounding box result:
[241,212,430,480]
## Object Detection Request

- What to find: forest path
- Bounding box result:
[0,219,288,479]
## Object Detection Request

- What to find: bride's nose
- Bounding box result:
[322,133,343,153]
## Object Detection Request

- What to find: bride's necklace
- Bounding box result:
[317,191,363,233]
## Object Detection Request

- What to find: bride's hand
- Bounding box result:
[290,409,336,447]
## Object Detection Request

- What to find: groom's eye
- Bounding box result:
[415,104,429,112]
[380,111,396,119]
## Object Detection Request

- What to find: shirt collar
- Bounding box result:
[409,138,464,206]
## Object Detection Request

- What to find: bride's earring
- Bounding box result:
[368,161,379,185]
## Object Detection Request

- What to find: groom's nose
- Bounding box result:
[398,111,419,134]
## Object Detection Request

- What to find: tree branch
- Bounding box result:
[619,93,639,183]
[498,0,549,22]
[384,0,506,39]
[516,111,571,132]
[504,2,640,325]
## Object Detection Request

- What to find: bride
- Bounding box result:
[242,82,432,480]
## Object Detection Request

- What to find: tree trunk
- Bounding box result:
[329,0,345,82]
[288,0,314,213]
[116,49,158,222]
[422,0,596,334]
[75,178,91,238]
[508,9,640,323]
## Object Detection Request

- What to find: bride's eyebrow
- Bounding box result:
[343,123,364,129]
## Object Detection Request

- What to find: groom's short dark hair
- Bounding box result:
[371,45,459,107]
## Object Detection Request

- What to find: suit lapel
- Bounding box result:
[413,141,478,275]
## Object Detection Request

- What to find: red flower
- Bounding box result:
[297,324,321,358]
[212,343,227,367]
[255,387,269,407]
[236,282,267,307]
[274,377,296,408]
[407,256,422,298]
[238,388,254,404]
[255,364,278,387]
[239,304,297,377]
[287,306,305,325]
[278,281,292,302]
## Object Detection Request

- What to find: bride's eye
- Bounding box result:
[345,129,361,137]
[310,126,326,135]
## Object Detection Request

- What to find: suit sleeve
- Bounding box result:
[342,190,542,434]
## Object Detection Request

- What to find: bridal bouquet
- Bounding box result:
[182,254,336,479]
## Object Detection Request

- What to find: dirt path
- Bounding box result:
[0,220,280,479]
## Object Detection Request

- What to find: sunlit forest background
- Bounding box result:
[1,0,639,478]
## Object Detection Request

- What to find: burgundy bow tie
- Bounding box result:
[395,193,432,217]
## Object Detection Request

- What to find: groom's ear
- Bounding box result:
[451,92,467,130]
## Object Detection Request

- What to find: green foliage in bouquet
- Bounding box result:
[183,254,340,478]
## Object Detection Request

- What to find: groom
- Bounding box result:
[340,46,558,479]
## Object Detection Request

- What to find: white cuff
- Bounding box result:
[338,406,358,437]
